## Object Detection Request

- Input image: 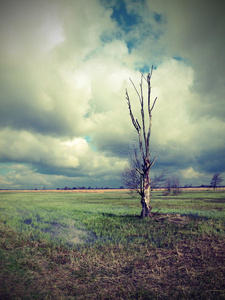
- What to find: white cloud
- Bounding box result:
[181,167,204,179]
[0,0,65,60]
[0,164,50,189]
[0,128,128,188]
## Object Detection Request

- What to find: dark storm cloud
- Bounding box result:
[195,147,225,174]
[0,63,85,137]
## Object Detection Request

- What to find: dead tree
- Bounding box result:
[125,66,158,217]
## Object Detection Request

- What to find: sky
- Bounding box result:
[0,0,225,189]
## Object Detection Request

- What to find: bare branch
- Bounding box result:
[149,65,153,79]
[126,89,139,132]
[147,74,151,116]
[129,78,142,105]
[126,88,145,158]
[150,152,158,167]
[146,71,152,154]
[139,71,147,82]
[136,119,141,131]
[138,129,145,159]
[151,170,167,189]
[139,75,148,155]
[151,97,158,111]
[136,168,143,175]
[121,167,142,195]
[140,75,144,106]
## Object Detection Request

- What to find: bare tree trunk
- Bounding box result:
[141,170,152,217]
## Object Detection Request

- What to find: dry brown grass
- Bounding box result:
[1,223,225,299]
[0,188,130,193]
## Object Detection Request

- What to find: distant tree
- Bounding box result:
[164,178,171,195]
[124,67,158,217]
[164,176,181,196]
[210,173,224,190]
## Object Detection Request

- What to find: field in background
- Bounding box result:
[0,190,225,299]
[1,186,225,193]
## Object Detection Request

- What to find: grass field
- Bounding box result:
[0,190,225,299]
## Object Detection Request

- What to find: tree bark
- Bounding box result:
[141,179,151,217]
[140,160,152,217]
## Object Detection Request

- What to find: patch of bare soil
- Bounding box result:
[152,213,191,225]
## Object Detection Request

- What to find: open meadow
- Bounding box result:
[0,189,225,299]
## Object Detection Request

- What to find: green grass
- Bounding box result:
[1,190,224,245]
[0,190,225,299]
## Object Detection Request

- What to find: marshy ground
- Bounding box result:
[0,190,224,299]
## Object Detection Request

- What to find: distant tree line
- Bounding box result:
[56,186,125,190]
[51,173,223,192]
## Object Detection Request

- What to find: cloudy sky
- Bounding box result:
[0,0,225,189]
